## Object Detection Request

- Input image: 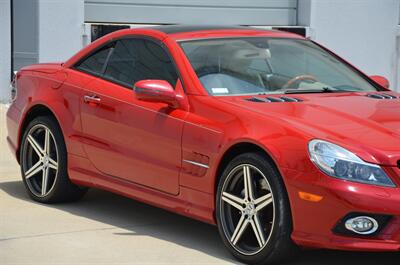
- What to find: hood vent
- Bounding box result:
[366,93,397,99]
[246,96,303,103]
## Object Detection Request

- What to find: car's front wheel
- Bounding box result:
[20,116,87,203]
[216,152,296,264]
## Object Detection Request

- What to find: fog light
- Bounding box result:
[345,216,379,235]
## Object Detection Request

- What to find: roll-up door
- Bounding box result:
[84,0,297,26]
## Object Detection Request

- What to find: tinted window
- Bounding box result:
[76,46,113,75]
[104,39,178,87]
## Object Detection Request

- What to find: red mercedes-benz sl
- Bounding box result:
[6,25,400,264]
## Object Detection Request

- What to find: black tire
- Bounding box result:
[20,115,87,203]
[216,152,297,265]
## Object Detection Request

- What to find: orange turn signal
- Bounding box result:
[298,191,323,202]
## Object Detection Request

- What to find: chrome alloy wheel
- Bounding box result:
[22,124,59,197]
[220,164,275,255]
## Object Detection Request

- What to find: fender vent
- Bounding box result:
[366,93,397,99]
[246,96,303,103]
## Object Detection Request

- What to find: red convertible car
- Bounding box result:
[6,25,400,264]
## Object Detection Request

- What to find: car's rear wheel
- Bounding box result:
[216,152,296,264]
[20,116,87,203]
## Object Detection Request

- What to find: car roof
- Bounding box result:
[142,24,305,41]
[147,25,253,34]
[64,25,304,68]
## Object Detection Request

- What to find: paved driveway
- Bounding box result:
[1,104,399,265]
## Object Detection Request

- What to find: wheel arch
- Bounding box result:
[213,141,294,223]
[214,141,297,262]
[214,141,281,195]
[17,104,62,163]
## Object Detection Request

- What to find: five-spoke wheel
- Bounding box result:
[22,124,59,197]
[20,116,87,203]
[216,152,295,264]
[220,164,274,255]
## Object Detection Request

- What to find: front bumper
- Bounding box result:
[283,166,400,251]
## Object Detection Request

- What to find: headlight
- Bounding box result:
[308,139,395,187]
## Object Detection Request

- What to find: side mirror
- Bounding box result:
[370,75,390,89]
[133,80,179,108]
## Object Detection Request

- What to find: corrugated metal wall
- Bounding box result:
[84,0,297,26]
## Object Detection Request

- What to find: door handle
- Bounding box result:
[83,95,101,105]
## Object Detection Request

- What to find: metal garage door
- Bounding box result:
[84,0,297,26]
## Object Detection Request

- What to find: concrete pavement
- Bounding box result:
[1,104,400,265]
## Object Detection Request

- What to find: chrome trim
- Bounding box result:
[182,159,209,169]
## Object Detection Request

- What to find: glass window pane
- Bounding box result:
[76,47,112,75]
[104,40,136,85]
[180,38,378,95]
[104,39,178,88]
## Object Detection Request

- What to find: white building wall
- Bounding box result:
[299,0,400,90]
[0,0,11,102]
[38,0,85,63]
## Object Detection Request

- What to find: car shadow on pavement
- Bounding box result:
[1,180,400,265]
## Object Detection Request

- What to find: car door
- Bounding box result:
[74,37,186,195]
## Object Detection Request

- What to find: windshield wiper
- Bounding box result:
[283,87,337,94]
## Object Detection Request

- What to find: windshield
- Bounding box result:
[180,37,379,96]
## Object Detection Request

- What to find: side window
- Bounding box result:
[104,39,178,88]
[75,45,113,76]
[103,40,136,85]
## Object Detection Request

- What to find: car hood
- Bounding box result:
[218,92,400,166]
